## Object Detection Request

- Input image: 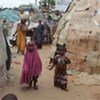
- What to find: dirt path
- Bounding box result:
[0,46,100,100]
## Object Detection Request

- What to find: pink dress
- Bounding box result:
[21,43,42,85]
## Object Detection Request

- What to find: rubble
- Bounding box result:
[67,70,80,75]
[74,72,100,85]
[54,0,73,12]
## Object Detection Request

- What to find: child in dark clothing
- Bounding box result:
[49,44,71,91]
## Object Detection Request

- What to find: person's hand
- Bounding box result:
[13,34,15,37]
[48,64,53,70]
[49,67,52,70]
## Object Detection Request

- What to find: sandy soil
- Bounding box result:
[0,45,100,100]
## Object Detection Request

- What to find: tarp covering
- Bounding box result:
[0,9,20,23]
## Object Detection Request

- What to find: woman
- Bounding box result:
[21,41,42,90]
[16,19,28,54]
[35,20,45,49]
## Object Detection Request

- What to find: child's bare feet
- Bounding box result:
[29,81,32,88]
[34,85,38,90]
[61,86,68,91]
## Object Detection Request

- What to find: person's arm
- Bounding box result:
[13,23,20,37]
[49,55,58,70]
[49,63,55,70]
[13,31,17,37]
[65,57,71,64]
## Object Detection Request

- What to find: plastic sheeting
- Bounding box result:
[0,9,19,23]
[0,26,7,86]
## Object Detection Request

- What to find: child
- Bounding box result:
[49,44,71,91]
[21,41,42,90]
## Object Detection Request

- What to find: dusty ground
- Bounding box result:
[0,45,100,100]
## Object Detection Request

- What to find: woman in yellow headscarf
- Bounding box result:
[16,19,28,54]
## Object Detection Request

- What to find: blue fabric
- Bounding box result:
[0,9,19,23]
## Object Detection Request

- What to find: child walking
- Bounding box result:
[49,44,71,91]
[21,41,42,90]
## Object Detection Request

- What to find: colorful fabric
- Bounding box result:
[21,42,42,85]
[16,23,27,53]
[53,54,70,88]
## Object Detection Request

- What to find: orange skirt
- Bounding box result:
[16,31,26,53]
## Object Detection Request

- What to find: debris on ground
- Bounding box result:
[74,72,100,86]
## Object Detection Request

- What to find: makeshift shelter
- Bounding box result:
[52,0,100,74]
[0,24,7,86]
[0,9,19,23]
[30,11,46,23]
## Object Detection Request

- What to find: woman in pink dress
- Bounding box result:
[21,41,42,90]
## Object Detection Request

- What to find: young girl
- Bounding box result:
[21,41,42,90]
[49,44,71,91]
